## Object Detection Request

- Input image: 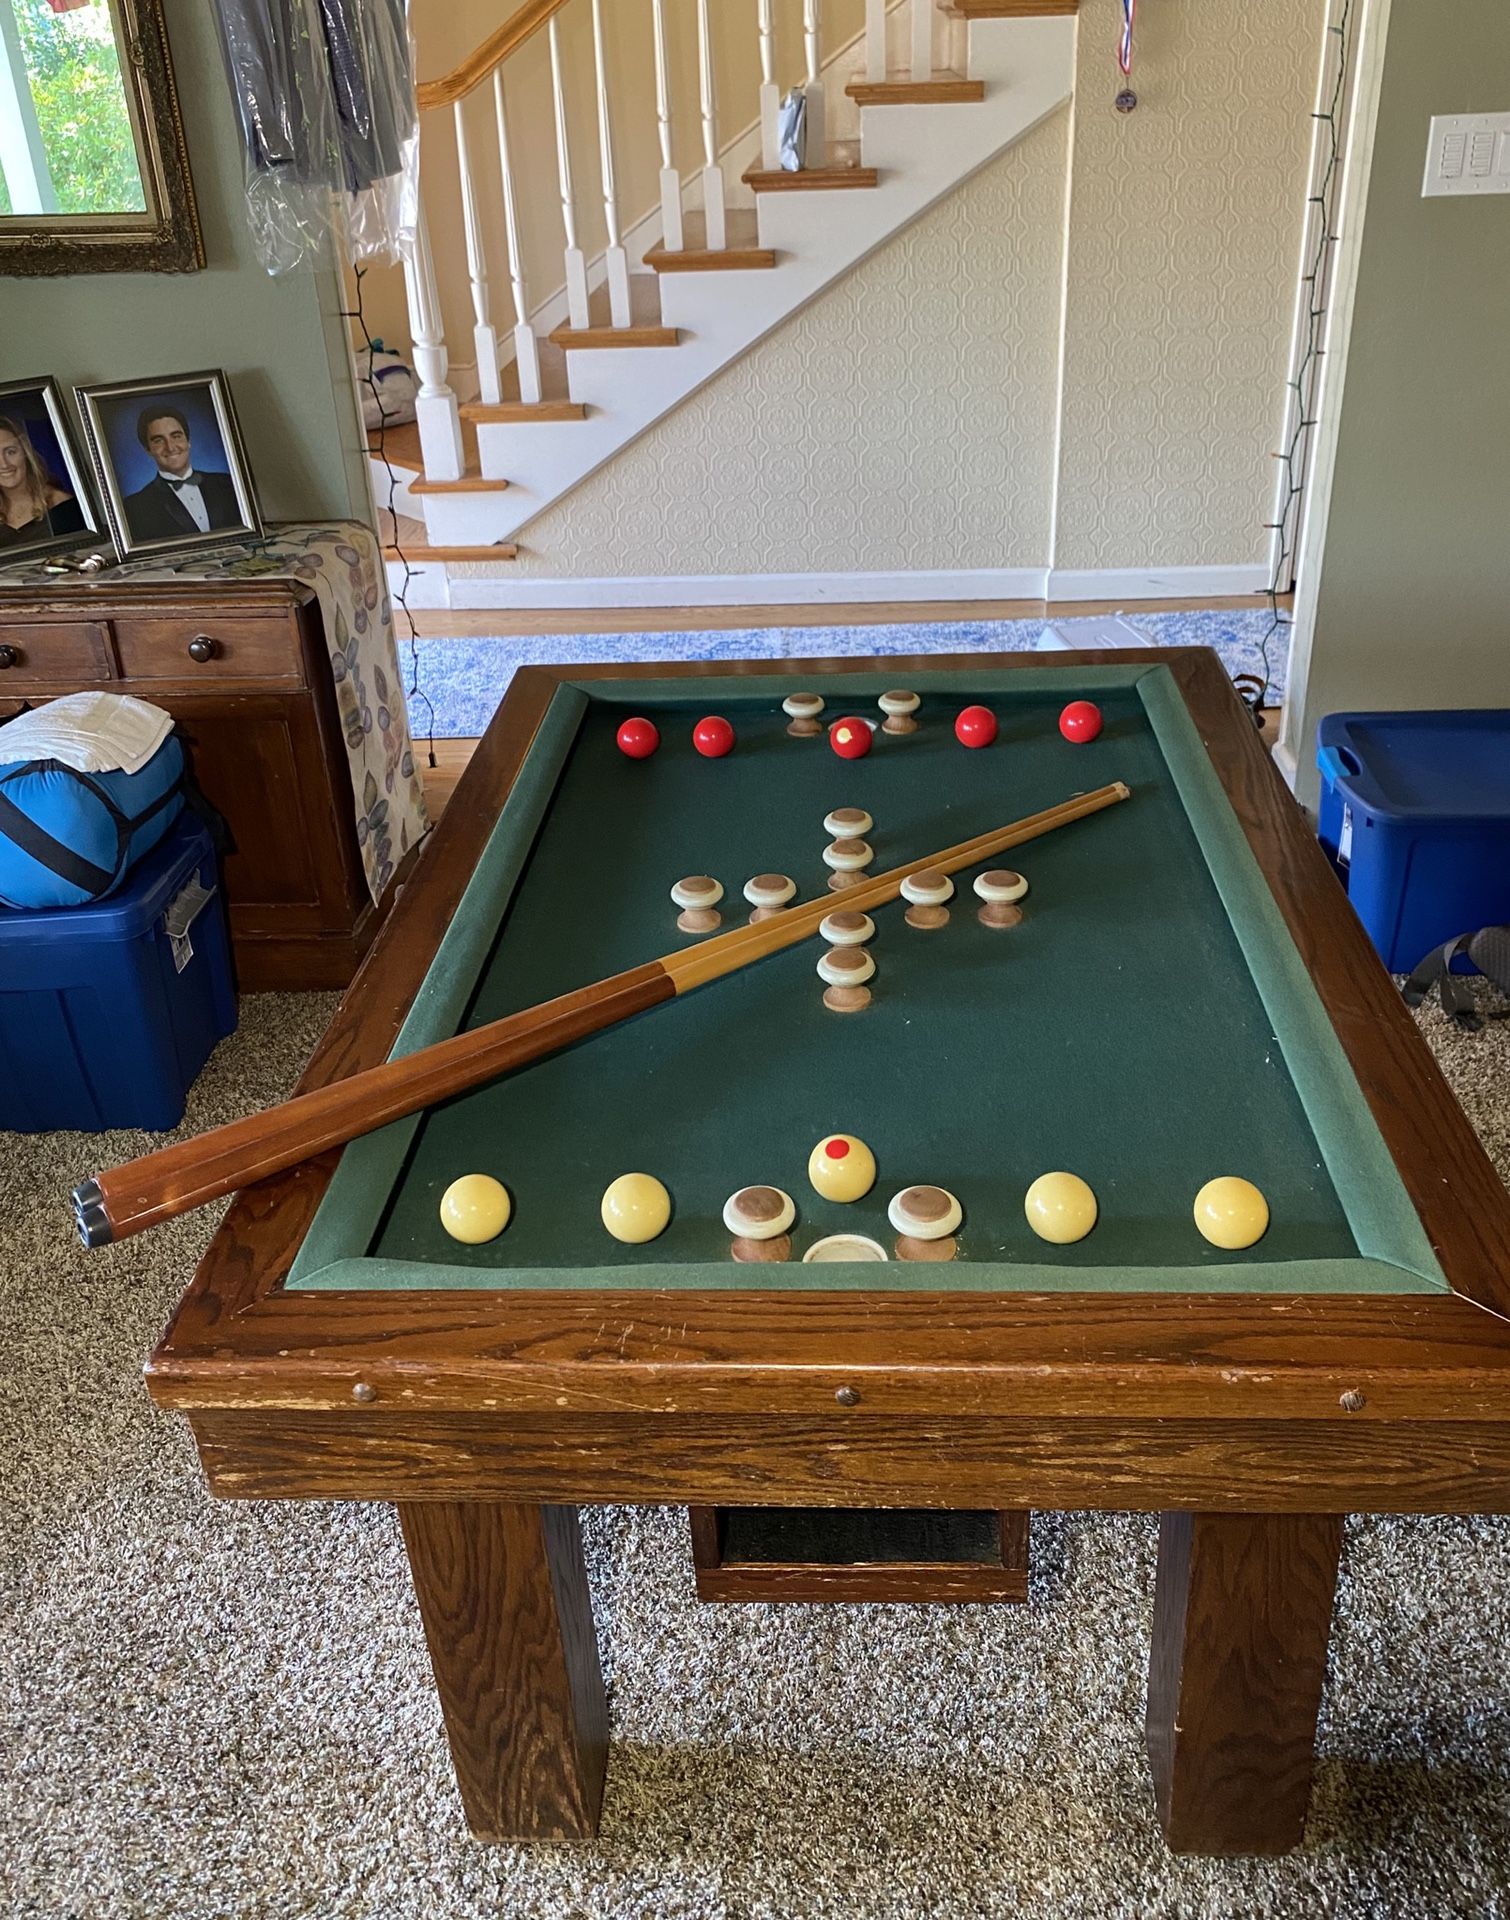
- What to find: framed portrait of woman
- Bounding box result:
[0,378,104,564]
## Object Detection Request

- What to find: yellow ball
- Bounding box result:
[601,1172,672,1244]
[807,1134,877,1203]
[438,1173,511,1245]
[1193,1176,1270,1250]
[1024,1171,1098,1245]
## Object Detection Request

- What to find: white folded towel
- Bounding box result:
[0,691,175,776]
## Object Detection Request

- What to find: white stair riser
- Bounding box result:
[367,455,419,518]
[384,558,452,608]
[419,490,524,546]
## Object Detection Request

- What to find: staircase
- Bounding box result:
[375,0,1078,584]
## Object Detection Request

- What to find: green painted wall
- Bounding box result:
[0,0,369,525]
[1290,0,1510,798]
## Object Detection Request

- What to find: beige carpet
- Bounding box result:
[5,989,1510,1920]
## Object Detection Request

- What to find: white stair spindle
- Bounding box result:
[401,198,463,481]
[757,0,780,171]
[911,0,933,83]
[865,0,887,83]
[491,68,541,405]
[590,0,631,327]
[651,0,683,250]
[452,100,500,405]
[549,16,591,330]
[802,0,827,159]
[695,0,726,250]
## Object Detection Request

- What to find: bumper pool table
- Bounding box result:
[147,649,1510,1856]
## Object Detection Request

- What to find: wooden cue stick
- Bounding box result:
[72,781,1130,1247]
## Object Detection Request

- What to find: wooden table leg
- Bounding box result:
[398,1501,608,1841]
[1146,1510,1342,1855]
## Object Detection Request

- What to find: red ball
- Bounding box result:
[954,704,998,749]
[693,714,736,758]
[1059,700,1103,744]
[616,715,660,760]
[828,716,873,760]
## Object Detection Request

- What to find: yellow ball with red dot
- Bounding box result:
[438,1173,512,1245]
[1024,1171,1098,1245]
[600,1172,673,1244]
[807,1133,877,1203]
[1193,1176,1270,1250]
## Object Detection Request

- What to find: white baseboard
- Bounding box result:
[412,561,1269,613]
[436,567,1047,610]
[1045,564,1270,601]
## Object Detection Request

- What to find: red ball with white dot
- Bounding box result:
[693,714,736,758]
[1059,700,1103,744]
[615,715,660,760]
[828,717,873,760]
[954,705,998,749]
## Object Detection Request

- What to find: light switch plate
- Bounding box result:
[1422,113,1510,196]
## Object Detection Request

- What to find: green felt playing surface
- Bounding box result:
[290,666,1445,1295]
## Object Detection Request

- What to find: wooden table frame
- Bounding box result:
[146,649,1510,1856]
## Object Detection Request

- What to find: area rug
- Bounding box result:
[404,608,1287,741]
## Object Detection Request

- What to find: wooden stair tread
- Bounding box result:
[382,541,518,563]
[407,469,510,495]
[645,210,775,273]
[550,320,679,349]
[381,508,517,565]
[366,421,422,473]
[461,397,588,423]
[368,417,489,479]
[846,71,985,106]
[742,157,880,192]
[945,0,1076,14]
[550,274,677,350]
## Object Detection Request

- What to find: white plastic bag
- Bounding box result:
[354,343,417,431]
[777,88,808,172]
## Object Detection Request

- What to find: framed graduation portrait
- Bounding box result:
[0,377,104,564]
[76,369,261,560]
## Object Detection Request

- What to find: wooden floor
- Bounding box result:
[404,594,1289,640]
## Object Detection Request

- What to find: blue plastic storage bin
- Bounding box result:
[0,817,237,1133]
[1316,709,1510,974]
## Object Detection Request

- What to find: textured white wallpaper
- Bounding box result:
[499,0,1322,581]
[507,109,1070,578]
[1054,0,1321,571]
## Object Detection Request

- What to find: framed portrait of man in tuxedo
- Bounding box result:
[76,370,262,561]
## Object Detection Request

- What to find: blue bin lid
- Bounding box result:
[0,816,214,947]
[1316,710,1510,822]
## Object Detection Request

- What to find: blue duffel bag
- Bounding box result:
[0,734,189,909]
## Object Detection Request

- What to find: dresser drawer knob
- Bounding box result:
[0,644,20,669]
[186,634,220,663]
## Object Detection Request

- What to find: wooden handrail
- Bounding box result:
[417,0,574,111]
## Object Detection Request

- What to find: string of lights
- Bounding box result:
[1255,0,1354,714]
[342,263,438,772]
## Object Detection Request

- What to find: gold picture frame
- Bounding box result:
[0,0,203,277]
